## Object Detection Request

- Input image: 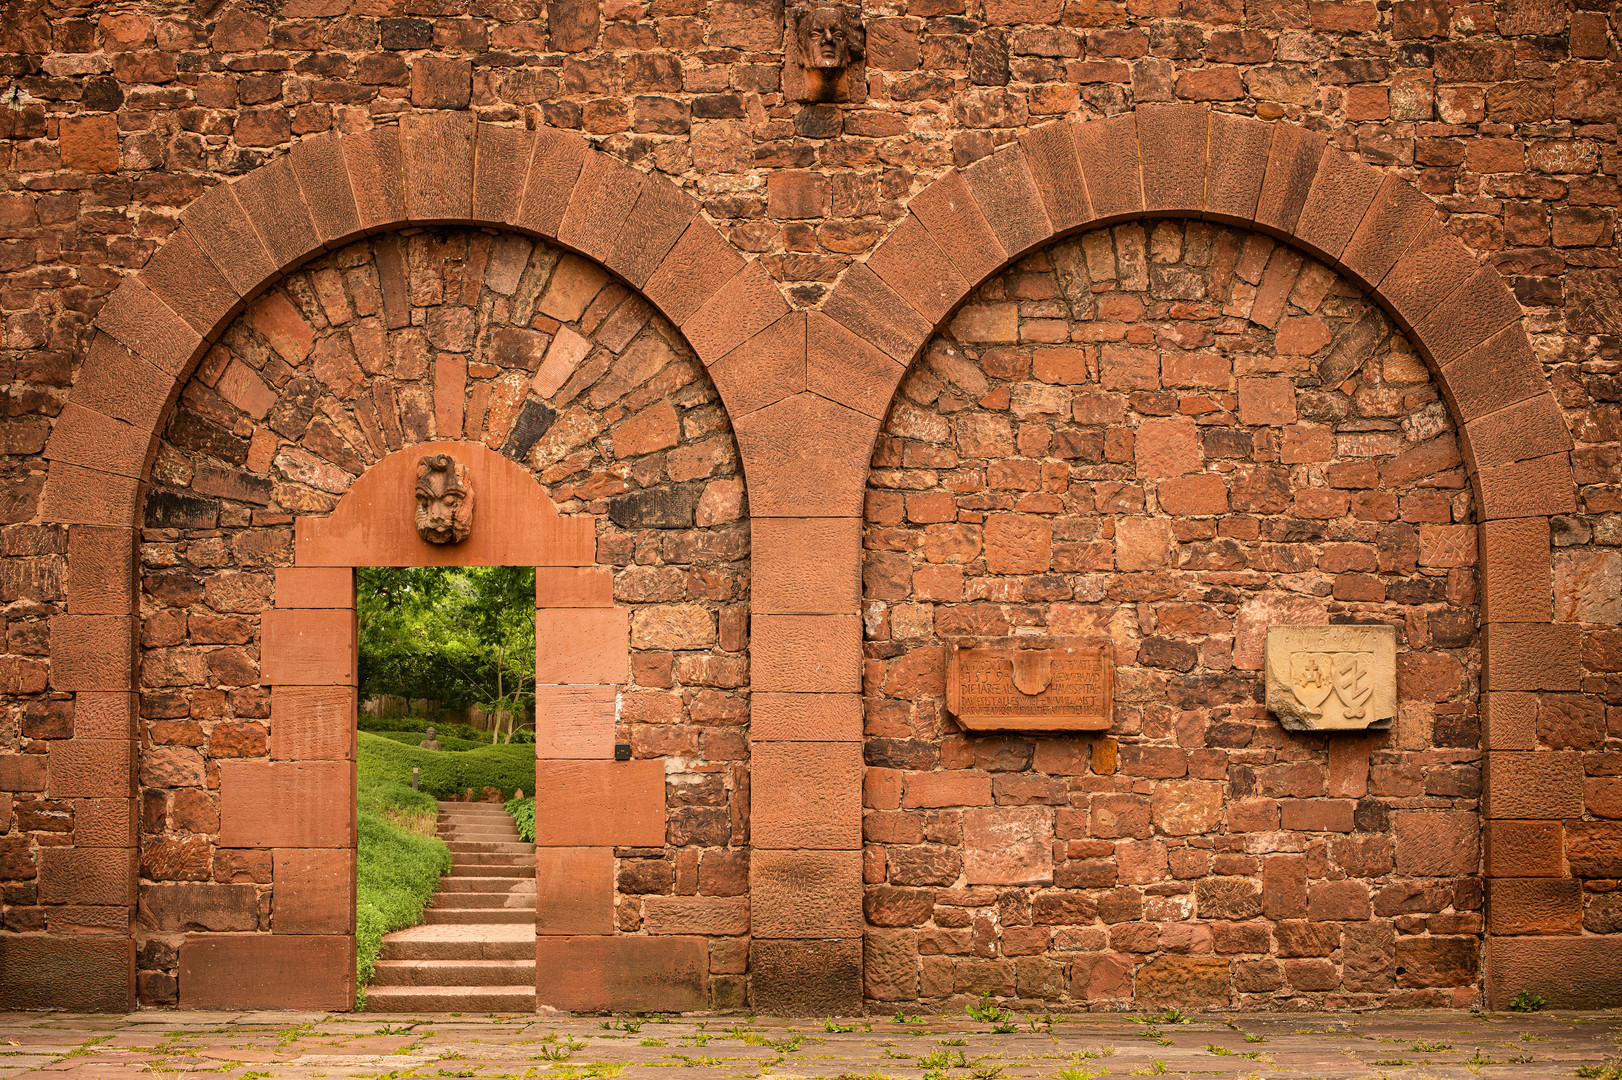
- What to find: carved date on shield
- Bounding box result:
[1265,625,1396,732]
[947,637,1113,733]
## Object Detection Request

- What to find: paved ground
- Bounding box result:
[0,1007,1617,1079]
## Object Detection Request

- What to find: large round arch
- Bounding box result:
[35,114,793,1011]
[729,104,1594,1013]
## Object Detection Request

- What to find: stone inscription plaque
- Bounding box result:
[947,638,1113,732]
[1264,624,1397,732]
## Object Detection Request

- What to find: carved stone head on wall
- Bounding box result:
[415,453,474,544]
[784,1,866,103]
[793,1,864,69]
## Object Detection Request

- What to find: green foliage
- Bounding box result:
[355,758,450,1007]
[506,796,536,843]
[357,731,535,801]
[1576,1062,1622,1079]
[1509,989,1546,1012]
[358,566,537,737]
[966,992,1016,1031]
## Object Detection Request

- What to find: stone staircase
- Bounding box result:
[364,801,536,1012]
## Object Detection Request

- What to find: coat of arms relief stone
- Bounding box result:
[1264,625,1397,732]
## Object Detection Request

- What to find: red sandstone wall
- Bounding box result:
[0,0,1617,1011]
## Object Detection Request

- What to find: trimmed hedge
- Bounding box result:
[357,731,536,801]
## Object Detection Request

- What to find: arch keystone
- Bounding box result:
[1137,102,1209,214]
[401,111,477,223]
[1072,112,1144,221]
[471,123,536,227]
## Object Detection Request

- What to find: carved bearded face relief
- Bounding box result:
[794,2,864,70]
[414,454,474,544]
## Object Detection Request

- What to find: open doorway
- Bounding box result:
[352,565,539,1011]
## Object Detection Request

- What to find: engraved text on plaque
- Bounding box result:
[946,638,1114,732]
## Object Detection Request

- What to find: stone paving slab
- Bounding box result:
[0,1009,1614,1079]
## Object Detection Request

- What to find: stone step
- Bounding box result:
[449,863,532,878]
[431,890,533,909]
[438,876,534,893]
[371,959,536,987]
[423,908,535,924]
[452,852,535,866]
[362,985,536,1013]
[445,841,532,854]
[439,830,521,840]
[380,924,534,961]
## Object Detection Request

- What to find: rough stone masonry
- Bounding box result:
[0,0,1617,1014]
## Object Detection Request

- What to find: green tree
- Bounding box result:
[357,566,536,742]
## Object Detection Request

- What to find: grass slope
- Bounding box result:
[355,766,448,1007]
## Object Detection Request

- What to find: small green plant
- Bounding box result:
[970,1068,1005,1080]
[639,1039,665,1047]
[967,992,1016,1029]
[1129,1061,1169,1076]
[1243,1032,1266,1044]
[1411,1041,1452,1053]
[1056,1069,1103,1080]
[1466,1048,1493,1065]
[769,1035,805,1054]
[893,1012,928,1026]
[825,1018,856,1033]
[1510,989,1546,1013]
[1206,1044,1235,1056]
[1575,1063,1622,1079]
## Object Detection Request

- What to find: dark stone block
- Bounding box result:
[502,398,557,462]
[607,485,698,529]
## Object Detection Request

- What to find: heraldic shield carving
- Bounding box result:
[1264,625,1397,732]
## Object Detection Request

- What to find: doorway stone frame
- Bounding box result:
[32,104,1605,1012]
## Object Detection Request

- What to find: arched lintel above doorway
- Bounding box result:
[293,441,593,568]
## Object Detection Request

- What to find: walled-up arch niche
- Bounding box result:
[32,117,789,1011]
[862,218,1485,1008]
[757,103,1594,1013]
